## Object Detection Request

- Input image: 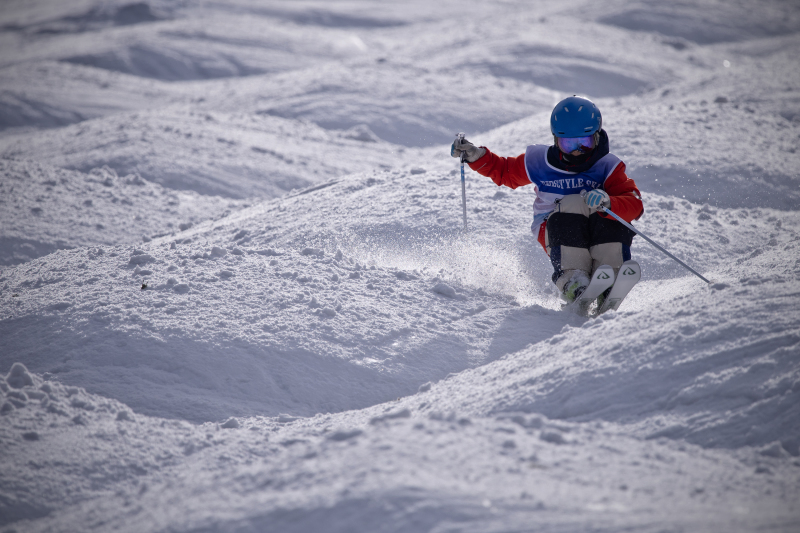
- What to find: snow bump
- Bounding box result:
[432,282,456,298]
[129,253,155,265]
[172,283,190,294]
[7,363,35,389]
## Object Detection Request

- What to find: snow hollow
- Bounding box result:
[1,1,799,532]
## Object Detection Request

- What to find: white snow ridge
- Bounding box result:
[1,1,799,532]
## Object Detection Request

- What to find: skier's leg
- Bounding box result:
[587,213,636,277]
[545,194,592,293]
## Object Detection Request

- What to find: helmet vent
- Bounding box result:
[578,106,583,111]
[564,107,569,112]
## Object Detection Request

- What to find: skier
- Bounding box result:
[451,95,644,303]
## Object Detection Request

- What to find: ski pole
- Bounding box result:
[456,132,468,231]
[600,206,711,284]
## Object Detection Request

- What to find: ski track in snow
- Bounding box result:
[1,0,800,531]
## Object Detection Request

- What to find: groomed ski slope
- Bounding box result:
[1,0,800,531]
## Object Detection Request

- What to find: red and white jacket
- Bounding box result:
[469,145,643,251]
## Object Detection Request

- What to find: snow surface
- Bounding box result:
[0,160,242,265]
[1,0,799,531]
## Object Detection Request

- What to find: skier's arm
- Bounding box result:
[603,162,643,222]
[468,149,531,190]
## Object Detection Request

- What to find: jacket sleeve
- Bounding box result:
[468,148,532,189]
[602,162,643,222]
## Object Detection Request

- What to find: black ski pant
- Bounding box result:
[544,194,635,291]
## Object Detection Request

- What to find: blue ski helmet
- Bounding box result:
[550,96,602,137]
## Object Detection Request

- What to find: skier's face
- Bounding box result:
[556,135,596,156]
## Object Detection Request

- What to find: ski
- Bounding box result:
[595,260,641,315]
[576,264,616,315]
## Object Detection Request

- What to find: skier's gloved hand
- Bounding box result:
[584,189,610,211]
[451,137,486,163]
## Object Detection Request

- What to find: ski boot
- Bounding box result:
[562,279,587,303]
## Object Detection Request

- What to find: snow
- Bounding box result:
[0,108,409,198]
[1,0,800,531]
[0,160,238,265]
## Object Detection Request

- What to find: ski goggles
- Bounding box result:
[556,134,597,154]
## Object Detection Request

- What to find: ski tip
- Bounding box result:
[593,265,615,281]
[619,264,641,279]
